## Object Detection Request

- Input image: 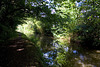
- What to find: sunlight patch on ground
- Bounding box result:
[17,48,24,51]
[16,18,44,38]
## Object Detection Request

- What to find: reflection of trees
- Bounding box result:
[38,36,54,52]
[73,52,100,67]
[37,36,58,66]
[55,41,100,67]
[56,47,76,67]
[71,43,100,67]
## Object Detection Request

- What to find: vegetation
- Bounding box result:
[0,0,100,66]
[72,0,100,49]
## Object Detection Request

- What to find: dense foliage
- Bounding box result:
[0,0,100,66]
[0,0,100,51]
[72,0,100,48]
[0,0,25,42]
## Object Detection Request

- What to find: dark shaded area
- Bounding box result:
[0,0,25,42]
[0,33,46,67]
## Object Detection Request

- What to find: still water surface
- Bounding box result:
[0,36,100,67]
[39,36,100,67]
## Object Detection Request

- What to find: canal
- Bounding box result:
[0,35,100,67]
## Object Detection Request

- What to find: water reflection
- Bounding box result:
[39,36,100,67]
[43,50,56,65]
[73,50,78,54]
[0,35,100,67]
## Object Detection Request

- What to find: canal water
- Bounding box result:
[0,36,100,67]
[38,36,100,67]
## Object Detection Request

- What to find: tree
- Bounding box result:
[73,0,100,48]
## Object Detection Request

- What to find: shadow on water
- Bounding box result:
[0,35,100,67]
[0,35,45,67]
[39,36,100,67]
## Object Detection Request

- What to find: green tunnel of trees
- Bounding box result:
[0,0,100,49]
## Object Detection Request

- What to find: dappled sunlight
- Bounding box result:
[16,18,35,38]
[16,18,44,38]
[96,50,100,53]
[17,48,24,51]
[0,0,100,67]
[57,36,71,44]
[40,35,100,67]
[9,45,17,47]
[77,60,96,67]
[0,34,100,67]
[0,35,45,66]
[72,49,100,67]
